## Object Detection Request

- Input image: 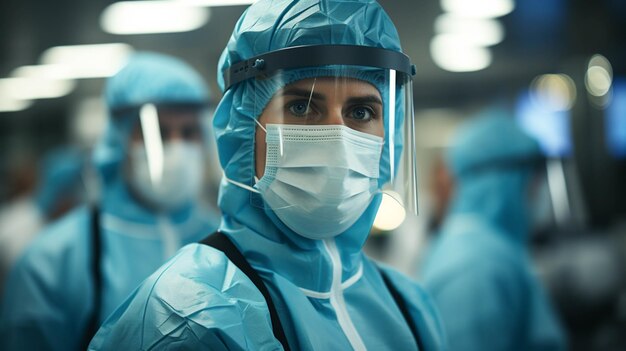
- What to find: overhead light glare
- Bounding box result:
[41,43,133,78]
[0,77,75,100]
[373,191,407,231]
[588,54,612,74]
[0,96,33,113]
[441,0,515,18]
[11,64,73,80]
[430,34,492,72]
[530,74,577,111]
[586,67,612,97]
[101,1,210,34]
[585,55,613,97]
[434,14,504,46]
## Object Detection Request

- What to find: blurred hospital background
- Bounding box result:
[0,0,625,350]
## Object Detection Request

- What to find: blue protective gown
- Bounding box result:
[421,110,567,351]
[0,147,84,299]
[88,1,446,350]
[0,53,219,351]
[33,147,86,216]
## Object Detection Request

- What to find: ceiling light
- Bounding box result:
[40,43,133,78]
[589,54,613,73]
[101,1,210,35]
[586,67,612,97]
[0,77,75,100]
[434,14,504,46]
[531,74,577,111]
[585,54,613,97]
[430,34,492,72]
[11,64,73,80]
[0,96,33,113]
[441,0,515,19]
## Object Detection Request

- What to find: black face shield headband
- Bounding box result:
[222,44,416,92]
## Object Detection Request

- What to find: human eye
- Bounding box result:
[349,105,376,122]
[159,126,171,140]
[182,126,201,141]
[286,100,314,117]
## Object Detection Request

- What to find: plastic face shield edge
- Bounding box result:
[112,103,208,195]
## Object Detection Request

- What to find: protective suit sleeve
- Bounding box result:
[88,244,282,351]
[378,265,448,351]
[424,261,524,351]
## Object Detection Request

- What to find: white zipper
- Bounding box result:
[323,238,366,351]
[298,263,363,299]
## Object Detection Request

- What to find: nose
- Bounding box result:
[323,106,345,126]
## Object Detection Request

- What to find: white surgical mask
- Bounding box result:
[128,141,204,211]
[255,124,383,240]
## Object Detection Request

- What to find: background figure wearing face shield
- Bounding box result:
[0,147,86,299]
[88,1,446,350]
[0,52,219,351]
[420,108,568,351]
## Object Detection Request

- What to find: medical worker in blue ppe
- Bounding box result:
[0,147,85,297]
[88,1,446,350]
[421,109,567,351]
[0,52,219,351]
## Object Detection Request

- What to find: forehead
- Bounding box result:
[282,77,380,97]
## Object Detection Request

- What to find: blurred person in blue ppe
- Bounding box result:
[421,108,568,351]
[0,52,220,351]
[0,147,86,297]
[88,0,446,350]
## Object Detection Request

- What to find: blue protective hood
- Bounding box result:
[34,147,85,216]
[92,52,210,222]
[446,107,542,242]
[214,0,407,270]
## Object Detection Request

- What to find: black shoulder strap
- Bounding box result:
[200,232,291,351]
[379,268,425,351]
[81,205,103,350]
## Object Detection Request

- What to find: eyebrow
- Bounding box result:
[346,95,383,106]
[281,88,383,106]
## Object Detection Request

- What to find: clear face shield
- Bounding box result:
[113,103,208,211]
[224,45,417,237]
[528,158,558,235]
